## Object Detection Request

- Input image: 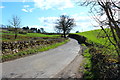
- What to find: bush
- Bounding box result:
[19,31,27,34]
[83,46,119,79]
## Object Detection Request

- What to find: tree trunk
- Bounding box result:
[63,30,66,38]
[14,28,17,39]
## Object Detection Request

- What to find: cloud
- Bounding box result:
[71,13,91,22]
[28,25,55,33]
[29,25,40,29]
[36,13,100,33]
[22,0,74,12]
[23,5,30,8]
[33,0,74,10]
[22,5,34,12]
[75,22,94,31]
[22,8,34,12]
[22,0,34,2]
[0,6,5,8]
[29,8,34,12]
[22,5,35,12]
[21,9,28,12]
[38,17,59,23]
[70,13,102,32]
[38,17,59,32]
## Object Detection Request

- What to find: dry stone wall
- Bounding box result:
[2,38,65,54]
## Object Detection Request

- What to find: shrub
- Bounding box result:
[83,46,119,79]
[19,31,27,34]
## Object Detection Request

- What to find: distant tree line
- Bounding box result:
[22,26,46,33]
[0,24,46,33]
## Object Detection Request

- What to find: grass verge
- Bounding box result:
[82,48,94,79]
[1,39,70,62]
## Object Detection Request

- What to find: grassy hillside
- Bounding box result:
[75,29,119,79]
[76,29,115,51]
[76,29,109,45]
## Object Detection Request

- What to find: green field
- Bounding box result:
[75,29,115,50]
[76,29,109,45]
[1,30,60,41]
[2,32,60,37]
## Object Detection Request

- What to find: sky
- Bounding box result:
[0,0,100,33]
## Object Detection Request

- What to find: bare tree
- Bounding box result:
[55,15,75,38]
[9,15,21,39]
[79,0,120,54]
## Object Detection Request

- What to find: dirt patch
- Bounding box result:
[53,46,84,79]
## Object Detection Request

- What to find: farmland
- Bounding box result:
[1,30,60,41]
[1,29,69,62]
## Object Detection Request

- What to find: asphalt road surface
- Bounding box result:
[2,39,80,78]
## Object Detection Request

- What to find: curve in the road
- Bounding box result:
[2,39,80,78]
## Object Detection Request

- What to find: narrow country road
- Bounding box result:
[2,39,80,78]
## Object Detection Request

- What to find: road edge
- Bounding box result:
[52,45,84,78]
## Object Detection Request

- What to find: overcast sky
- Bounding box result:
[1,0,100,33]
